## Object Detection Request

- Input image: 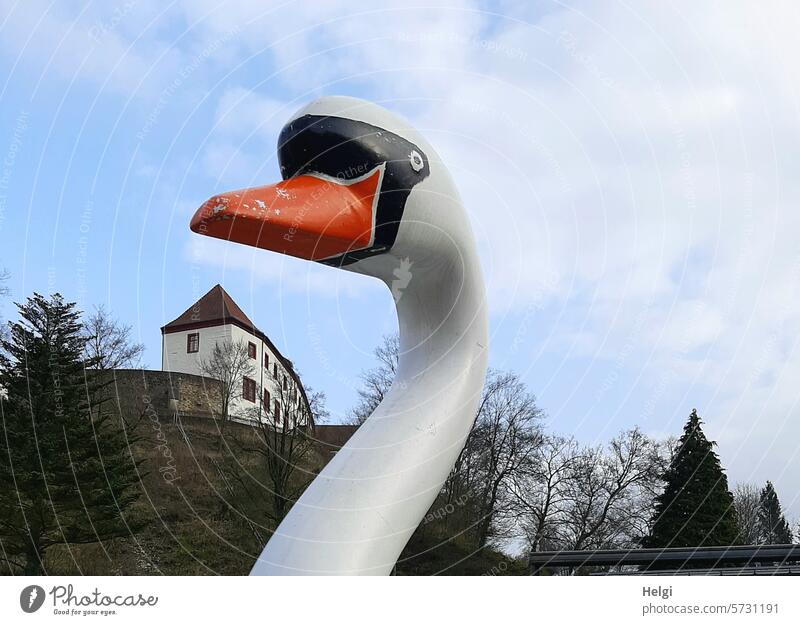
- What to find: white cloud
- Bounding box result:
[174,1,800,514]
[415,1,800,515]
[185,235,381,300]
[0,0,185,98]
[213,87,288,138]
[200,87,294,186]
[22,3,800,416]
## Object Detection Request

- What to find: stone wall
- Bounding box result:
[99,369,222,423]
[312,424,359,460]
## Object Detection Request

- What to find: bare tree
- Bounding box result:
[348,333,399,425]
[351,339,547,548]
[197,339,255,424]
[509,434,580,552]
[351,345,546,547]
[82,305,145,369]
[733,482,761,544]
[553,428,662,551]
[346,335,668,555]
[404,370,545,549]
[471,370,544,547]
[239,382,328,524]
[442,417,482,508]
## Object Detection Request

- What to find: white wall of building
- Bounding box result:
[161,324,232,377]
[162,322,304,426]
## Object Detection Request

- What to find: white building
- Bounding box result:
[161,284,310,426]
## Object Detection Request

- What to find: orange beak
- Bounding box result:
[190,167,383,261]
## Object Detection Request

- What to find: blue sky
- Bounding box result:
[2,1,800,520]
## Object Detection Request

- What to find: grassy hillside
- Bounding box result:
[38,416,522,575]
[41,416,268,574]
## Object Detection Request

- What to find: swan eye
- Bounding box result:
[408,150,424,172]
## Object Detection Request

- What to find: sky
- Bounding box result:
[1,1,799,521]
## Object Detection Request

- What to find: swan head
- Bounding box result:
[190,96,473,283]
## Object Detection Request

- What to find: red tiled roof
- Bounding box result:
[161,284,256,332]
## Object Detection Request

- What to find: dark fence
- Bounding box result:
[529,544,800,575]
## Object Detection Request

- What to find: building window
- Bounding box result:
[274,400,281,424]
[273,363,278,377]
[248,341,257,359]
[243,377,256,403]
[283,374,288,389]
[264,352,269,368]
[263,389,270,412]
[187,333,199,353]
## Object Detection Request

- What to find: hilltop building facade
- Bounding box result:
[161,284,310,426]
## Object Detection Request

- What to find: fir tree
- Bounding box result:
[0,293,141,574]
[757,481,793,544]
[643,409,739,550]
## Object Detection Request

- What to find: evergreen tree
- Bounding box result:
[757,481,793,544]
[643,409,739,550]
[0,293,140,574]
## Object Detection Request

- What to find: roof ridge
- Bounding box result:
[161,283,256,330]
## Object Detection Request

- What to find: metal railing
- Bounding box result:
[528,544,800,575]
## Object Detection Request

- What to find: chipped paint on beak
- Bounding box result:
[190,165,384,262]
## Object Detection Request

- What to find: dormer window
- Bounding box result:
[248,341,257,359]
[187,333,199,353]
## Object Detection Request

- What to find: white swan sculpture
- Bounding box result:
[191,97,488,575]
